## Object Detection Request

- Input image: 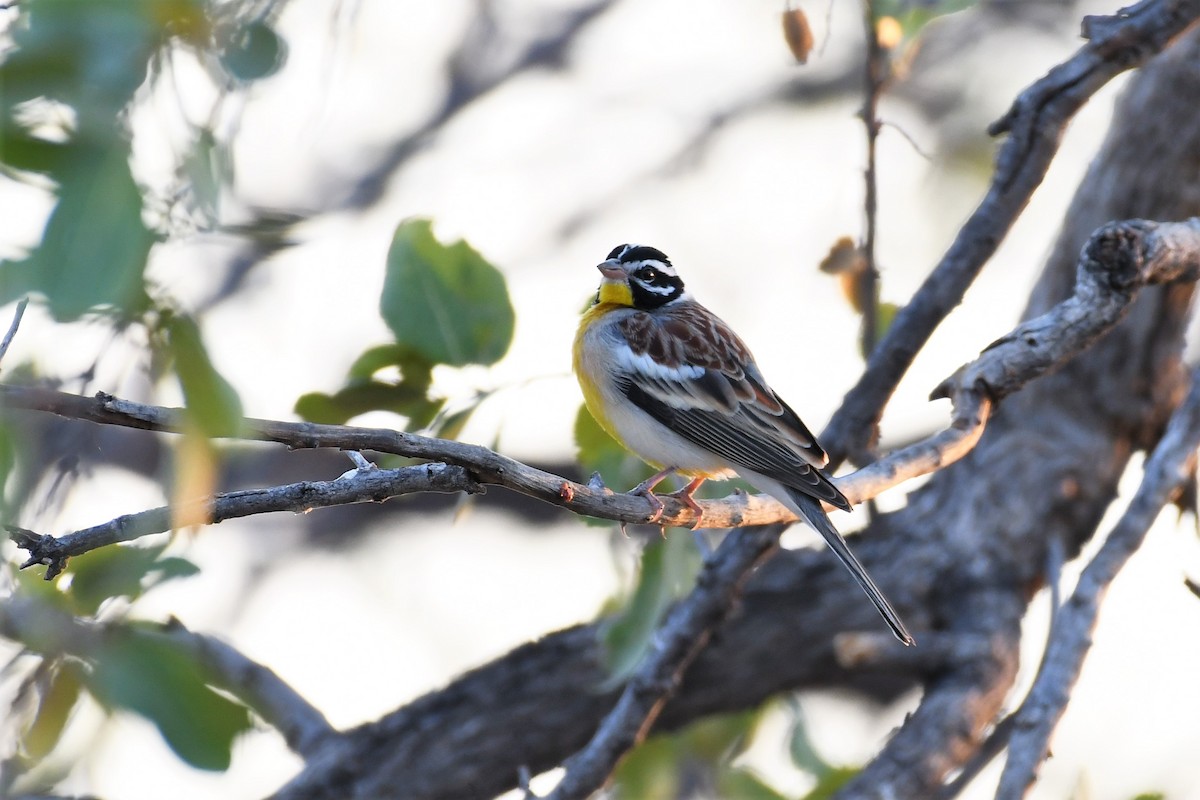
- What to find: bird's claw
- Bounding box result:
[667,487,705,529]
[630,485,666,524]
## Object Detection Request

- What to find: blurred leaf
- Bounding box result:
[0,414,22,518]
[873,0,976,43]
[1132,794,1166,800]
[601,533,700,686]
[66,543,198,616]
[296,343,443,428]
[613,710,763,800]
[786,700,861,799]
[165,313,244,437]
[788,701,835,777]
[381,219,514,367]
[20,661,83,762]
[181,127,227,225]
[171,427,219,528]
[0,130,71,175]
[0,145,153,320]
[217,20,286,82]
[348,344,432,386]
[801,767,860,800]
[432,404,477,440]
[718,767,789,800]
[295,382,443,429]
[610,733,679,800]
[574,404,653,499]
[9,561,72,609]
[84,628,251,771]
[0,0,206,135]
[875,301,900,340]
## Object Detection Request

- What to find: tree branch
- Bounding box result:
[823,0,1200,466]
[8,462,481,579]
[995,367,1200,798]
[0,596,335,757]
[14,213,1198,577]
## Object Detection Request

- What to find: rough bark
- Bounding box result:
[273,24,1200,800]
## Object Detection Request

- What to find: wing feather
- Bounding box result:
[614,303,850,512]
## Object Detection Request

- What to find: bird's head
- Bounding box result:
[593,244,685,310]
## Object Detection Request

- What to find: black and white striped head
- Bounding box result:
[594,244,685,310]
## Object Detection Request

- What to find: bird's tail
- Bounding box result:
[788,489,915,646]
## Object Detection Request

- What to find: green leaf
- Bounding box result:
[873,0,976,41]
[66,544,199,616]
[295,343,443,428]
[718,768,789,800]
[381,219,514,367]
[295,382,442,428]
[165,313,244,437]
[800,767,860,800]
[0,0,204,135]
[601,533,700,685]
[432,404,477,441]
[21,661,83,762]
[610,734,679,800]
[1,145,153,320]
[875,301,900,342]
[788,700,836,777]
[84,628,251,771]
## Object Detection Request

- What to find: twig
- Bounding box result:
[822,0,1200,466]
[0,298,28,366]
[0,595,336,756]
[10,463,479,578]
[859,0,885,358]
[994,367,1200,798]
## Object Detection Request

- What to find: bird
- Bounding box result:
[573,243,914,646]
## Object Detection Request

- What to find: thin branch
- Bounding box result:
[822,0,1200,466]
[0,298,28,366]
[7,219,1199,581]
[859,0,885,359]
[9,463,479,578]
[995,367,1200,798]
[0,596,336,757]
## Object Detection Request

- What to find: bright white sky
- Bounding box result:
[4,1,1200,798]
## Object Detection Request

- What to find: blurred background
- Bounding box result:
[2,0,1200,798]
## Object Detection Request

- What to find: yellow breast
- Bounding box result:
[573,302,622,438]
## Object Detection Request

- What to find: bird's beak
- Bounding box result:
[596,260,626,280]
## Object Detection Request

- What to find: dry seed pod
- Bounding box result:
[782,7,814,64]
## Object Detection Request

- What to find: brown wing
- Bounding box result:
[616,302,846,509]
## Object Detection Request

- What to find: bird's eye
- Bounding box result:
[638,267,660,283]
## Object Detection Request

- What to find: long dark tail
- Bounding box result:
[788,489,915,646]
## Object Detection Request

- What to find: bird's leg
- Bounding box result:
[666,477,707,529]
[629,466,677,523]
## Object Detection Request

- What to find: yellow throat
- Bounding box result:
[573,285,631,444]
